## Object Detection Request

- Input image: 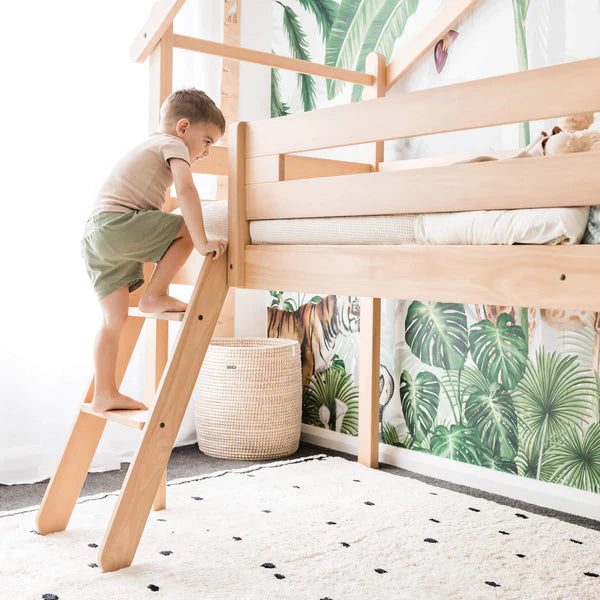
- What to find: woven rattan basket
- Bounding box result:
[192,338,302,460]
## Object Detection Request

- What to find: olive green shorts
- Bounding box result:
[80,209,184,301]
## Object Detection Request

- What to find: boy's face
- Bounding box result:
[175,119,223,163]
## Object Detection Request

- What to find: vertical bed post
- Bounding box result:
[138,22,174,509]
[358,52,386,469]
[228,121,249,288]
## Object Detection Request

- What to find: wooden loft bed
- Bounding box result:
[36,0,600,573]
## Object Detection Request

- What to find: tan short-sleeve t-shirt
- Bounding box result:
[87,131,191,221]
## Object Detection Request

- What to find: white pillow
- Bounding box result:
[415,207,590,245]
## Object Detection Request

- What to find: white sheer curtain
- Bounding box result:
[0,0,230,485]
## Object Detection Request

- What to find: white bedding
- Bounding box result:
[191,201,590,246]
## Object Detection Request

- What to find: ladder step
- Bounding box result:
[80,404,148,430]
[128,307,185,322]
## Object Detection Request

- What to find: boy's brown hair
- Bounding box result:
[160,88,225,134]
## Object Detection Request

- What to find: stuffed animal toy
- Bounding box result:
[544,111,600,155]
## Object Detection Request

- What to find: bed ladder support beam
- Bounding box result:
[356,53,386,469]
[228,121,249,288]
[35,317,145,534]
[358,298,381,468]
[98,254,229,573]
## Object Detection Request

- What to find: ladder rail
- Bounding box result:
[35,316,145,535]
[98,253,229,572]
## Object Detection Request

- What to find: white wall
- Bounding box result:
[0,0,270,484]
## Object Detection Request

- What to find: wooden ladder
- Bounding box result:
[35,253,229,573]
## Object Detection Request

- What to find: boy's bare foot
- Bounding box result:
[91,392,149,413]
[138,293,188,314]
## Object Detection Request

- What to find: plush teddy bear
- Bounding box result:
[544,111,600,155]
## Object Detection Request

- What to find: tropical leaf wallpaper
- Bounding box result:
[268,0,600,495]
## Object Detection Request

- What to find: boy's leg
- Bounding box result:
[138,221,194,314]
[91,284,148,412]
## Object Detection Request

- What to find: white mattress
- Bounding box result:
[193,201,590,246]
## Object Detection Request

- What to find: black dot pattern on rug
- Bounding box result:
[374,568,387,574]
[274,573,285,579]
[364,501,375,506]
[340,542,350,547]
[246,474,255,477]
[88,543,98,548]
[262,509,271,513]
[160,550,173,556]
[191,496,203,501]
[468,507,480,512]
[292,485,300,488]
[429,492,438,495]
[148,584,159,592]
[485,581,501,587]
[326,521,337,525]
[571,538,583,544]
[499,531,510,535]
[515,513,529,519]
[353,479,361,482]
[88,563,98,568]
[516,553,526,558]
[157,518,167,522]
[320,597,333,600]
[429,518,440,523]
[584,572,599,578]
[233,536,242,541]
[42,595,59,600]
[30,529,41,536]
[424,538,438,543]
[261,562,276,569]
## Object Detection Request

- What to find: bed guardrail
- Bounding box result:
[227,58,600,311]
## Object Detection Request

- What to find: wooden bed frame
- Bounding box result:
[35,0,600,573]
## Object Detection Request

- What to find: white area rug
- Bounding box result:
[1,454,600,600]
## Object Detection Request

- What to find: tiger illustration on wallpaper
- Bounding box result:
[267,295,360,386]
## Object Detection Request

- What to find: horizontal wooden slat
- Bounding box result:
[284,155,372,180]
[128,307,184,322]
[246,152,600,219]
[246,154,372,184]
[80,404,148,430]
[378,148,520,171]
[244,245,600,311]
[192,145,228,175]
[386,0,481,90]
[173,34,373,85]
[130,0,186,63]
[246,58,600,157]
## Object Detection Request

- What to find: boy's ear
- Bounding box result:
[175,118,191,136]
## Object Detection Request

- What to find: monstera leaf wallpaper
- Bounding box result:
[267,0,600,495]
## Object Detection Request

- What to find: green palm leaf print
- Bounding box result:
[297,0,338,42]
[464,383,518,460]
[350,0,419,102]
[469,312,528,390]
[429,424,489,466]
[544,422,600,492]
[325,0,387,99]
[512,349,596,479]
[399,370,440,443]
[278,1,317,111]
[405,301,468,370]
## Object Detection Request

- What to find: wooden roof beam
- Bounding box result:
[130,0,187,63]
[386,0,481,91]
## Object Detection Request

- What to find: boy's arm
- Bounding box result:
[169,158,209,251]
